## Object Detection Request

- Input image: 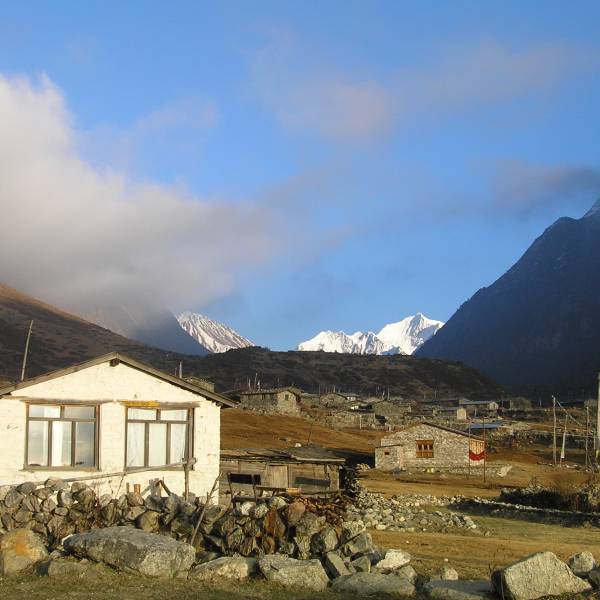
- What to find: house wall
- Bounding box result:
[379,424,472,469]
[375,445,404,471]
[0,362,220,498]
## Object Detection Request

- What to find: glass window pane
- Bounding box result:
[75,422,95,467]
[29,405,60,418]
[64,406,95,419]
[128,408,156,420]
[160,409,188,421]
[27,421,48,466]
[51,421,72,467]
[127,423,145,467]
[148,423,167,466]
[169,423,187,463]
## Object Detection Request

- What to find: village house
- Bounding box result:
[375,422,485,471]
[434,406,467,421]
[219,445,344,501]
[238,387,301,415]
[0,352,235,496]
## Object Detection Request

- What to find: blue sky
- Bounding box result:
[1,1,599,349]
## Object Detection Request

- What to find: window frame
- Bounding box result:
[124,406,194,470]
[415,439,434,459]
[24,403,100,471]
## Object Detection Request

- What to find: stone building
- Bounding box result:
[238,387,301,415]
[0,352,235,496]
[375,421,484,471]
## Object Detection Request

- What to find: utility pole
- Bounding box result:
[21,320,34,382]
[482,414,487,484]
[552,396,557,466]
[560,412,567,466]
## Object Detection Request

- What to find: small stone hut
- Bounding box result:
[375,421,484,472]
[238,387,301,415]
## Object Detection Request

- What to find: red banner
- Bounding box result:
[469,450,485,461]
[469,439,485,461]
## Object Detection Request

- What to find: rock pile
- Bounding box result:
[347,489,477,533]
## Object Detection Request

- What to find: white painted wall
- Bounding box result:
[0,361,220,498]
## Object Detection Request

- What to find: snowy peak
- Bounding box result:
[377,313,444,355]
[297,330,384,354]
[297,313,444,355]
[177,312,254,354]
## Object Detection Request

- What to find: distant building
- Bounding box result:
[375,421,484,471]
[238,387,301,415]
[434,406,467,421]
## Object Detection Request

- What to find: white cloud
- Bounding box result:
[0,74,281,316]
[250,33,598,142]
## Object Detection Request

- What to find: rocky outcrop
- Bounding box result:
[63,527,195,578]
[491,551,591,600]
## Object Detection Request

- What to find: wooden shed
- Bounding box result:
[219,445,345,501]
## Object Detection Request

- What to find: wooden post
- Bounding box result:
[585,406,590,469]
[552,396,557,466]
[184,461,190,501]
[467,420,471,479]
[483,415,487,484]
[560,412,567,466]
[21,320,34,381]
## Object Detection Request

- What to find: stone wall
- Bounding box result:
[240,392,300,416]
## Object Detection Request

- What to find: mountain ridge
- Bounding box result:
[177,311,254,353]
[298,313,444,355]
[417,200,600,393]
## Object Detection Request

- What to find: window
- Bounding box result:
[416,439,434,458]
[384,451,390,456]
[26,404,97,469]
[228,473,261,485]
[126,407,192,469]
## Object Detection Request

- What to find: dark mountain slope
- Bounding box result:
[418,201,600,393]
[0,283,501,398]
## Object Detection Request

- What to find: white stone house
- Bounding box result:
[0,353,235,497]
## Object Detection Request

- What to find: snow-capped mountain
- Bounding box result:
[297,313,444,355]
[298,330,386,354]
[177,312,254,354]
[378,313,444,355]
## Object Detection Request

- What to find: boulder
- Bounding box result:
[63,526,194,578]
[251,503,269,519]
[45,558,95,578]
[376,549,411,572]
[395,564,418,584]
[136,509,161,533]
[350,555,371,573]
[567,551,596,577]
[438,566,459,581]
[259,555,330,591]
[341,519,365,542]
[589,568,600,588]
[285,501,306,526]
[323,552,350,578]
[190,556,258,581]
[491,552,591,600]
[424,580,495,600]
[331,572,416,596]
[4,489,24,508]
[342,532,373,556]
[17,482,37,494]
[0,529,48,576]
[311,526,339,555]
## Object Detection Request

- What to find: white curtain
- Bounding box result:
[127,423,145,467]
